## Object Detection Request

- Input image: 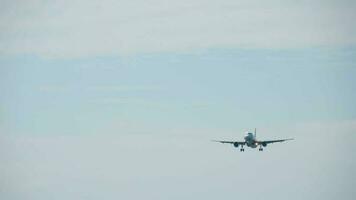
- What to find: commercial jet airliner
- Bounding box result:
[213,129,293,151]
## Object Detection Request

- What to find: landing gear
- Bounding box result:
[240,146,245,152]
[258,145,263,151]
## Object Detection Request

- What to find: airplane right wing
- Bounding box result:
[212,140,246,145]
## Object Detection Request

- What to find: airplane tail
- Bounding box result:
[254,128,257,138]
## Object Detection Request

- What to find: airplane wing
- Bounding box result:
[257,138,293,144]
[212,140,246,145]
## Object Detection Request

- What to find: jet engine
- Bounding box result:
[233,142,239,148]
[262,142,267,147]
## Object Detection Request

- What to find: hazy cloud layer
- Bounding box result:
[1,120,355,200]
[1,0,356,58]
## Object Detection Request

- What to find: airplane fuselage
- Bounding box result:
[244,132,258,148]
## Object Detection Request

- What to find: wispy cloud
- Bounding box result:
[90,97,149,105]
[37,84,163,106]
[86,85,161,92]
[38,84,161,93]
[1,0,355,58]
[38,85,70,93]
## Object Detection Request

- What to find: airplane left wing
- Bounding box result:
[257,138,294,145]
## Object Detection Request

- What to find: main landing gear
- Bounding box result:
[258,145,263,151]
[240,146,245,152]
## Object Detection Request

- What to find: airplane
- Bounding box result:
[213,128,293,152]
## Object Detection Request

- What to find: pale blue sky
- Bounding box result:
[1,0,356,200]
[1,48,356,200]
[1,48,355,135]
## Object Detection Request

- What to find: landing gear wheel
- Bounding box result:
[259,148,263,151]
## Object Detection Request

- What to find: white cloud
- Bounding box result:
[1,0,356,58]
